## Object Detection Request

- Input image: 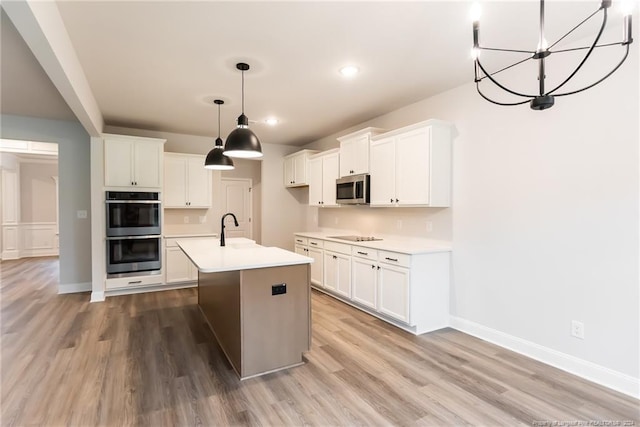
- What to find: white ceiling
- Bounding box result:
[2,1,626,146]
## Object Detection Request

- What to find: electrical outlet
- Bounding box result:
[183,216,189,224]
[76,210,87,219]
[571,320,584,339]
[426,221,433,232]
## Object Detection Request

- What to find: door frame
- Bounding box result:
[220,177,253,239]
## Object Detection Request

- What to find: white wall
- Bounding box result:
[1,114,91,286]
[300,30,640,392]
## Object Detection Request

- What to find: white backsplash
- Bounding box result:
[312,206,452,241]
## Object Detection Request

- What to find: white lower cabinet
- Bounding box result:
[307,244,324,287]
[323,251,351,299]
[351,256,378,309]
[165,238,199,284]
[295,234,450,335]
[377,263,410,323]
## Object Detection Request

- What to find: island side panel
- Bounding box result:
[198,270,242,375]
[240,264,311,379]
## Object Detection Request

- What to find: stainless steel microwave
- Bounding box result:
[336,174,370,205]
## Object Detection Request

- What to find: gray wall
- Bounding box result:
[1,114,91,286]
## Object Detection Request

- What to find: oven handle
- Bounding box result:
[106,235,161,240]
[105,200,161,204]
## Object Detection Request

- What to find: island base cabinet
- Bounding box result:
[198,264,310,380]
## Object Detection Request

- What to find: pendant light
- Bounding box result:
[223,63,263,158]
[204,99,235,170]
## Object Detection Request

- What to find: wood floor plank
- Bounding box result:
[1,257,638,426]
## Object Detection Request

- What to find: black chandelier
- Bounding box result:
[472,0,633,110]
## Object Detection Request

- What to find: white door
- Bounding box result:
[308,157,323,206]
[321,152,339,207]
[334,252,352,298]
[163,154,187,207]
[186,156,211,208]
[104,139,134,187]
[221,178,252,239]
[308,246,324,287]
[133,140,162,187]
[378,264,410,323]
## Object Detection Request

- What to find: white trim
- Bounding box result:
[105,282,196,298]
[449,316,640,399]
[90,290,105,302]
[58,282,91,294]
[1,249,19,260]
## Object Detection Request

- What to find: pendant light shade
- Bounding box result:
[204,99,235,170]
[224,63,263,158]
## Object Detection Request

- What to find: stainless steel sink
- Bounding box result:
[328,235,383,242]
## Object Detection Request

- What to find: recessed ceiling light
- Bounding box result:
[339,65,359,78]
[265,118,279,126]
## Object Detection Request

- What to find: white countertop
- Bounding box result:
[177,237,313,273]
[294,231,451,254]
[164,233,218,239]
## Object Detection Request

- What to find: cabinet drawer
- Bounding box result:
[351,247,378,261]
[106,273,164,290]
[378,250,411,268]
[294,236,309,246]
[324,241,351,255]
[308,239,324,249]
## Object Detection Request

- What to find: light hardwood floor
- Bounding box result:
[1,257,638,426]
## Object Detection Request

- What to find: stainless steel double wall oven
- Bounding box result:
[105,191,161,276]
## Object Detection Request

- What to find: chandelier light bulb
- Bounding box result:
[470,47,480,60]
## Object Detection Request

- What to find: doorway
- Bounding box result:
[220,178,252,239]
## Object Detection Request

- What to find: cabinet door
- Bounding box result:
[308,157,323,206]
[378,264,410,323]
[308,246,324,287]
[165,247,192,283]
[186,156,211,207]
[164,155,187,207]
[293,154,307,185]
[339,138,356,177]
[133,140,162,187]
[334,252,352,298]
[295,245,307,256]
[323,252,338,292]
[321,153,339,206]
[104,139,134,187]
[284,157,295,187]
[369,137,396,206]
[351,135,370,175]
[395,127,430,206]
[352,257,377,309]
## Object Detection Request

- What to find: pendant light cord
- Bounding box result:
[241,69,245,114]
[217,102,221,139]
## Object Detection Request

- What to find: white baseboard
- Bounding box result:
[105,282,196,298]
[1,250,19,260]
[449,316,640,399]
[90,290,105,302]
[58,282,91,294]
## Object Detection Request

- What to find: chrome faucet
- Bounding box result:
[220,212,239,247]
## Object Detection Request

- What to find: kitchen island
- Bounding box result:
[177,237,313,380]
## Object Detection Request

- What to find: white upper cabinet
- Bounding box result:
[164,153,211,208]
[337,127,386,177]
[370,120,453,207]
[103,134,165,189]
[283,149,318,187]
[308,149,340,207]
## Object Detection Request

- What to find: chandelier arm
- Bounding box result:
[546,7,608,96]
[476,55,534,83]
[551,41,625,54]
[475,83,531,106]
[554,44,630,97]
[548,8,601,50]
[480,47,536,54]
[476,57,539,98]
